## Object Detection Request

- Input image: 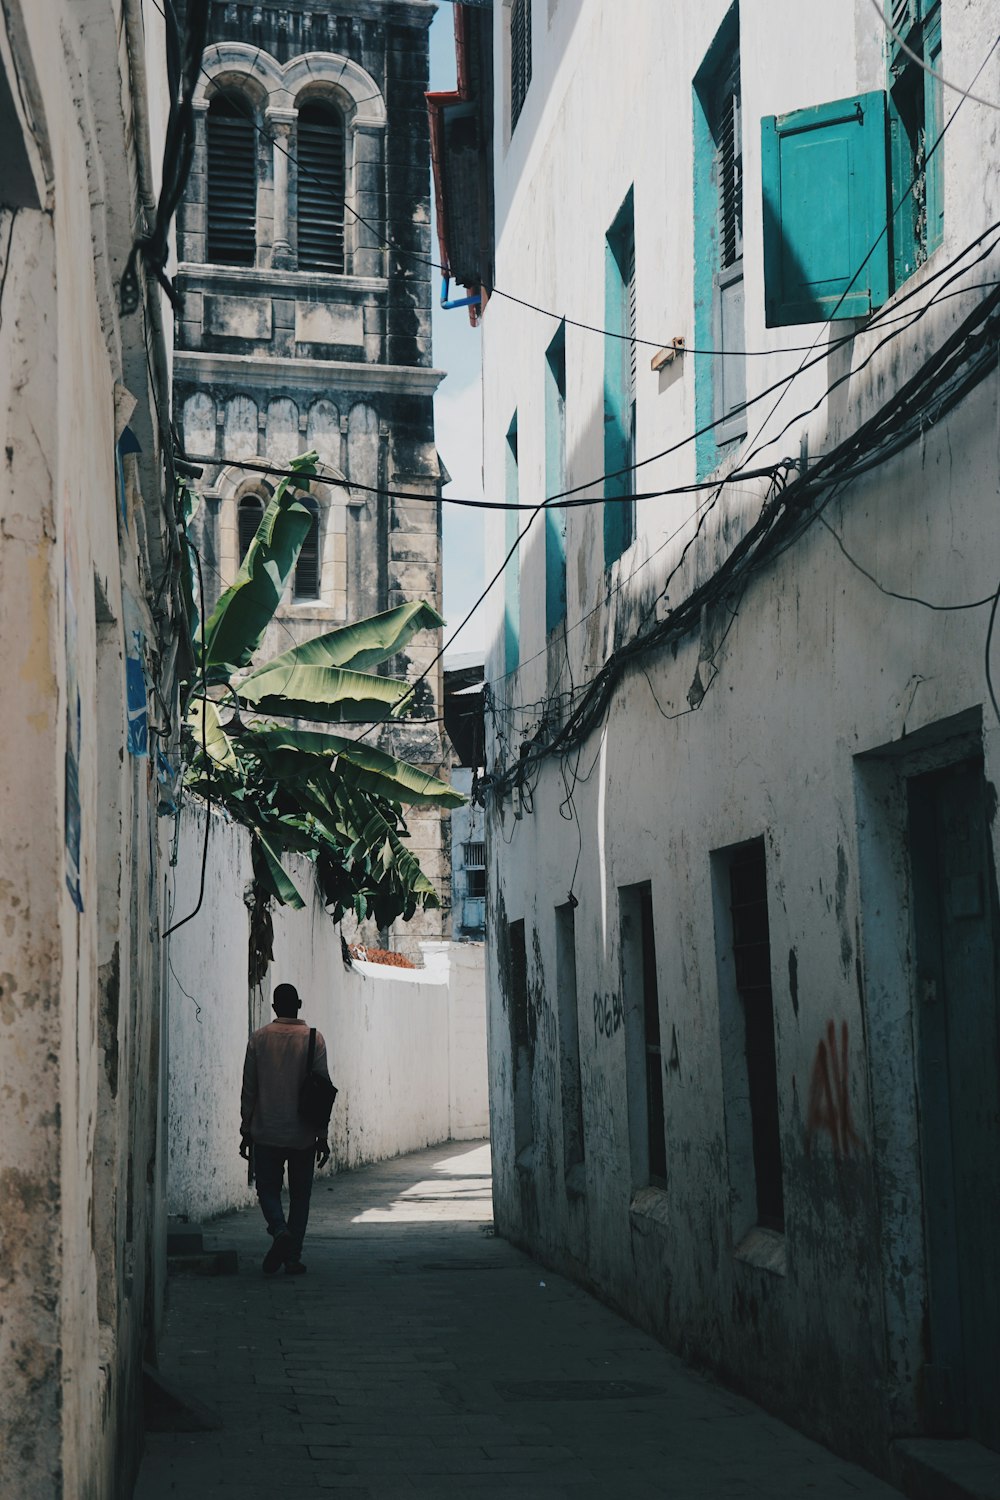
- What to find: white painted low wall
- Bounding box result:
[446,942,489,1140]
[165,807,489,1223]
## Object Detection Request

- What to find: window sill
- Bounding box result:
[177,262,388,295]
[275,602,343,621]
[629,1185,670,1234]
[734,1225,786,1276]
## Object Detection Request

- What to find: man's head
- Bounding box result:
[272,983,301,1018]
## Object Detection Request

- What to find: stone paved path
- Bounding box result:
[134,1141,900,1499]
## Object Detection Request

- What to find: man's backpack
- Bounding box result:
[298,1028,338,1133]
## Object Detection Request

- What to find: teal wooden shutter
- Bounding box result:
[504,417,520,674]
[604,193,635,567]
[761,91,890,327]
[544,323,567,636]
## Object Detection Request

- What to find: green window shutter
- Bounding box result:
[504,418,520,675]
[923,7,944,256]
[761,91,890,327]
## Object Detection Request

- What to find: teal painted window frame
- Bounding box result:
[504,414,520,675]
[761,92,890,326]
[604,189,636,568]
[544,321,567,635]
[888,0,943,285]
[693,5,746,481]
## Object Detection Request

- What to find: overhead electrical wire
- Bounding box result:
[869,0,1000,112]
[179,268,1000,514]
[147,0,1000,364]
[387,238,1000,737]
[485,280,1000,798]
[153,3,1000,782]
[121,0,211,313]
[736,27,1000,475]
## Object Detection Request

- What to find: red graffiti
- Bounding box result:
[805,1019,861,1157]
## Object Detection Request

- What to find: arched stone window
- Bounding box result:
[206,93,257,264]
[296,101,346,272]
[238,492,265,561]
[294,497,321,599]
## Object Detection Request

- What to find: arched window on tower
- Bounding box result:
[206,93,257,265]
[238,493,265,561]
[296,101,346,273]
[294,497,321,600]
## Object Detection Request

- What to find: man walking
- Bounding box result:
[239,983,332,1275]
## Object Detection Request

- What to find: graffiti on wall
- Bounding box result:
[805,1019,862,1157]
[594,990,624,1042]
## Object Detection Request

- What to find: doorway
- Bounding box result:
[907,756,1000,1449]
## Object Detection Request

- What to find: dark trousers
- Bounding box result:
[253,1143,315,1258]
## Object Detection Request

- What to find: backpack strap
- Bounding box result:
[306,1026,316,1073]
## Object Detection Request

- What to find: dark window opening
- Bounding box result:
[639,886,666,1187]
[206,93,257,265]
[466,868,487,899]
[729,840,784,1232]
[510,0,532,132]
[293,498,321,600]
[297,101,346,273]
[463,838,486,868]
[556,901,585,1177]
[621,881,666,1189]
[507,918,533,1158]
[238,493,265,562]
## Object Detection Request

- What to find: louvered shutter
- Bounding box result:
[717,62,743,270]
[238,494,265,561]
[297,103,345,273]
[206,96,256,265]
[510,0,532,131]
[625,231,637,496]
[294,499,321,599]
[626,234,637,404]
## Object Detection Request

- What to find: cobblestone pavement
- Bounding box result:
[134,1141,900,1499]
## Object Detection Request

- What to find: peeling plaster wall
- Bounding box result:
[481,0,1000,1480]
[166,807,488,1224]
[0,1,175,1495]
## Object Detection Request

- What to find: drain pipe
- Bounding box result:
[440,275,482,311]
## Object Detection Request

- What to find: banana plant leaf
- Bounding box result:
[251,830,306,909]
[185,697,238,770]
[336,785,438,904]
[236,664,411,723]
[244,725,464,807]
[239,600,446,680]
[201,455,318,673]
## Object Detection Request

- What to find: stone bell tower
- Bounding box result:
[173,0,450,952]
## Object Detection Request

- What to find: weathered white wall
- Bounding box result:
[481,0,1000,1484]
[166,808,489,1224]
[0,2,177,1496]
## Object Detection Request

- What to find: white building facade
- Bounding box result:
[478,1,1000,1489]
[0,1,186,1495]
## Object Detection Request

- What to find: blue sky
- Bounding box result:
[429,7,486,660]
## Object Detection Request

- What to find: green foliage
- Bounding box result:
[179,456,462,926]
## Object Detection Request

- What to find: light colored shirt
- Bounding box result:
[241,1017,331,1150]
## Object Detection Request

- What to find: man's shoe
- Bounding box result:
[284,1259,307,1275]
[263,1229,293,1274]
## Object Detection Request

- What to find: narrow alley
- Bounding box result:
[136,1142,900,1499]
